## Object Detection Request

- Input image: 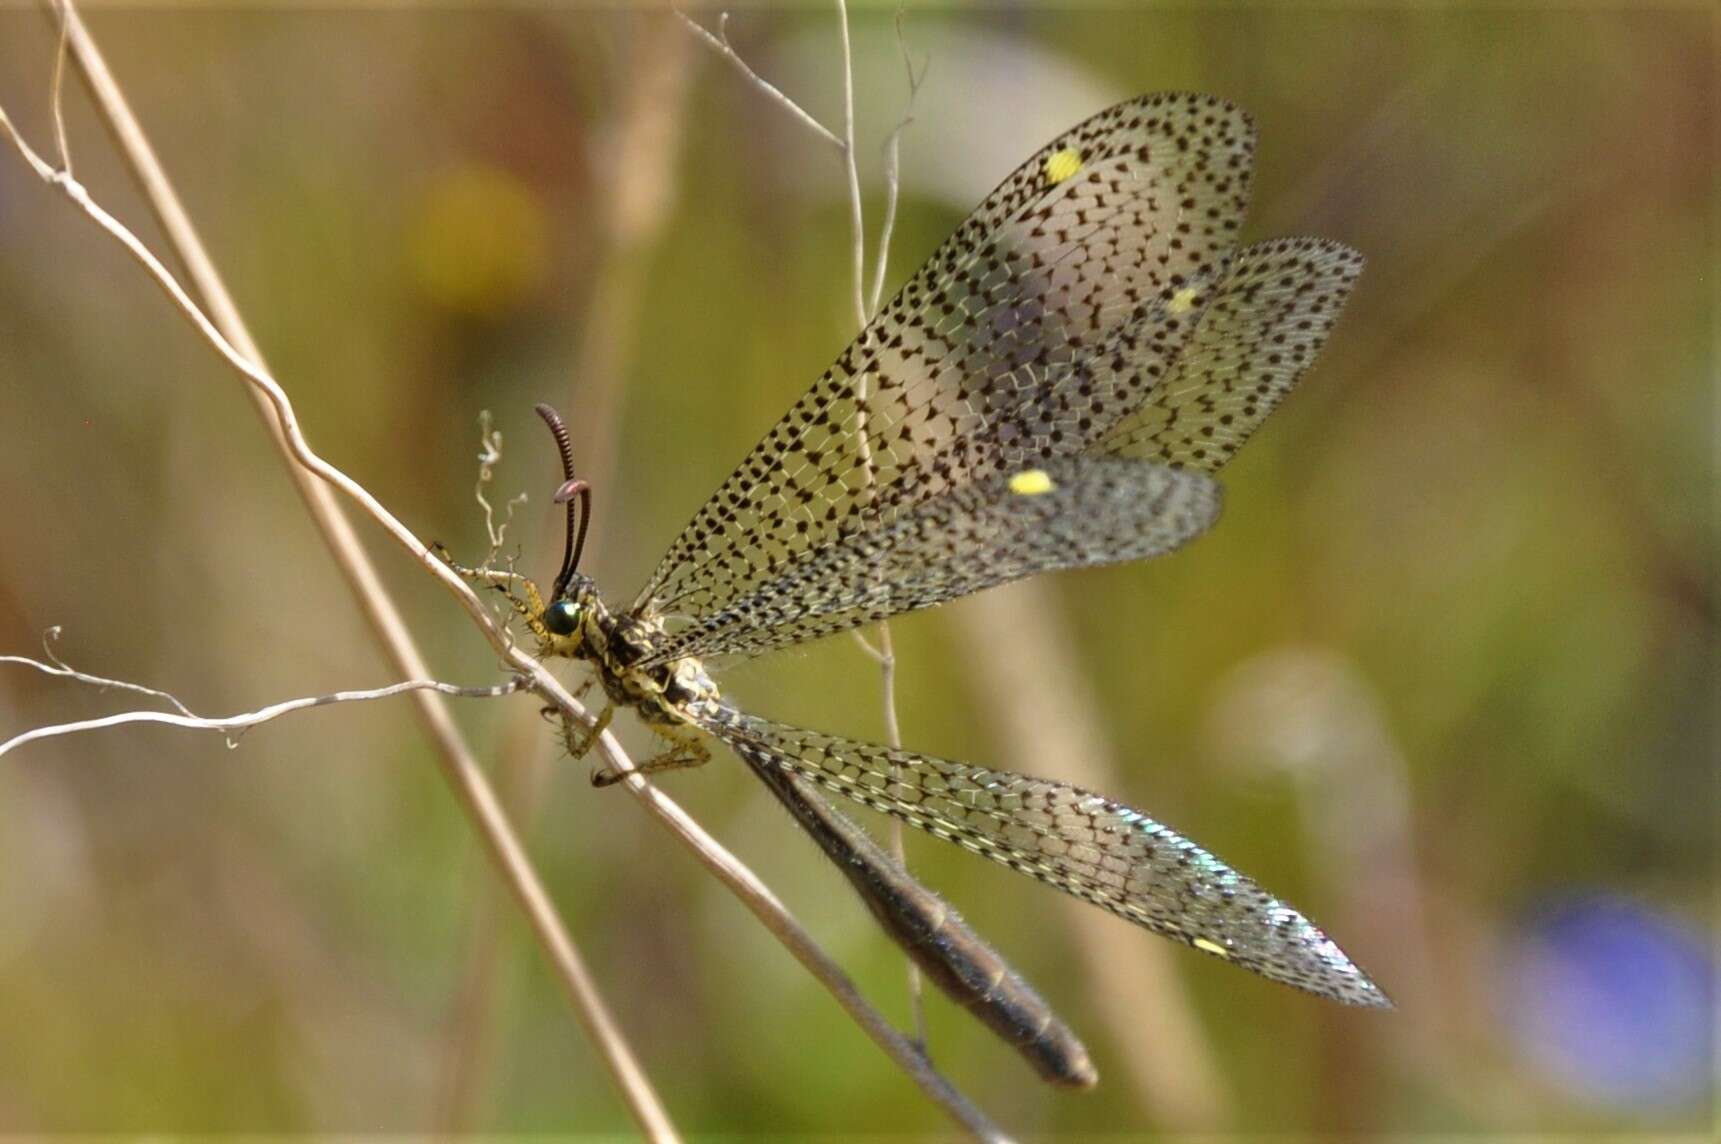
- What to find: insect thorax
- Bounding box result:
[543,574,721,727]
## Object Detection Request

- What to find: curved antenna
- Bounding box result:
[534,403,592,600]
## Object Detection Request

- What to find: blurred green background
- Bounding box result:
[0,3,1712,1136]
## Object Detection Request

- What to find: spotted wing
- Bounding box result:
[641,456,1218,666]
[695,705,1390,1008]
[1094,237,1365,468]
[633,93,1257,622]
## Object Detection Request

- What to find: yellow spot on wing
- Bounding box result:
[1008,469,1057,496]
[1168,286,1200,314]
[1193,937,1230,958]
[1043,148,1084,185]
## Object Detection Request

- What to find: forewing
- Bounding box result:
[1093,237,1364,469]
[696,705,1390,1008]
[642,456,1218,666]
[635,93,1256,621]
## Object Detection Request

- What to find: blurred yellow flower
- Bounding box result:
[407,164,548,316]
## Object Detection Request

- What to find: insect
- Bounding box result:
[469,91,1389,1066]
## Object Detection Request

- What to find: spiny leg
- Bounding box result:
[591,731,711,788]
[432,544,557,641]
[532,676,614,763]
[564,704,615,761]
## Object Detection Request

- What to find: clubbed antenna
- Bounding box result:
[534,403,591,600]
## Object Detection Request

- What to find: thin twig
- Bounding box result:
[439,22,695,1127]
[672,9,1017,1126]
[794,0,926,1056]
[866,11,926,319]
[836,0,868,332]
[606,725,1005,1141]
[7,13,994,1133]
[11,7,676,1133]
[47,0,72,176]
[473,411,527,555]
[439,408,532,1135]
[674,7,843,149]
[0,115,493,649]
[0,672,521,759]
[850,628,885,661]
[14,626,194,717]
[673,0,943,1054]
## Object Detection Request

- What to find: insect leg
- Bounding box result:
[591,731,711,787]
[555,701,614,761]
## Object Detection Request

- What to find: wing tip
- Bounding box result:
[1239,234,1367,272]
[1096,91,1258,154]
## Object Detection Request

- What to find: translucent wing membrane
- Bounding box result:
[740,758,1097,1086]
[635,93,1257,622]
[642,457,1219,666]
[535,92,1383,1029]
[697,705,1390,1008]
[1095,237,1365,469]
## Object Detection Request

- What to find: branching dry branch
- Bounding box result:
[835,0,869,332]
[1,54,677,1136]
[0,660,521,758]
[674,7,844,148]
[48,0,72,175]
[678,0,951,1085]
[867,11,927,319]
[3,5,1000,1137]
[13,626,196,717]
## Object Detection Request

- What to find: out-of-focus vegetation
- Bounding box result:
[0,5,1710,1135]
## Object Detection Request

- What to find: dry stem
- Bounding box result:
[0,662,521,758]
[4,4,998,1136]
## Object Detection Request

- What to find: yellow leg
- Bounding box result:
[591,733,711,787]
[432,545,554,642]
[558,703,614,761]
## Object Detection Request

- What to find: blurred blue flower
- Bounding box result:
[1504,893,1712,1113]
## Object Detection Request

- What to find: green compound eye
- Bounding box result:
[543,600,582,637]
